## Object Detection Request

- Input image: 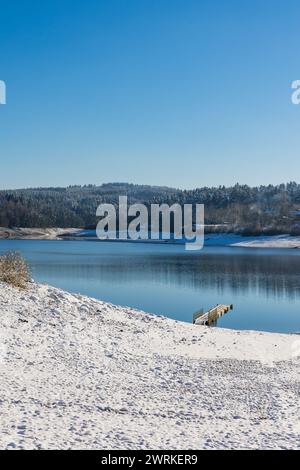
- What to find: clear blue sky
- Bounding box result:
[0,0,299,189]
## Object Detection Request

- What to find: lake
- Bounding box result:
[0,239,299,333]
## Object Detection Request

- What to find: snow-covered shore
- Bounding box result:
[230,234,300,249]
[0,227,81,240]
[203,233,300,248]
[0,281,299,450]
[1,227,300,249]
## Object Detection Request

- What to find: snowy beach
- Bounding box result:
[0,281,299,450]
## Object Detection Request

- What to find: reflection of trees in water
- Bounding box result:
[33,251,300,301]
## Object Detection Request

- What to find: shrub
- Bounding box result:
[0,251,30,288]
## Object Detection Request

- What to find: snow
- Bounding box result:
[0,227,81,240]
[1,227,300,249]
[231,234,300,249]
[0,281,299,450]
[204,233,300,248]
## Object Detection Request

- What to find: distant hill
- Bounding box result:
[1,182,300,235]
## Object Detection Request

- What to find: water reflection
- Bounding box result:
[0,240,299,332]
[31,249,300,300]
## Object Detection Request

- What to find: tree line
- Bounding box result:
[1,182,300,235]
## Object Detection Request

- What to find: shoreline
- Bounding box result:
[1,227,300,248]
[0,281,299,449]
[0,227,81,240]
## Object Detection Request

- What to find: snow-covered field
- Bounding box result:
[0,281,299,450]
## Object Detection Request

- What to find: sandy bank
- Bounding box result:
[0,227,81,240]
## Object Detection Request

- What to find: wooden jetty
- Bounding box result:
[193,304,233,326]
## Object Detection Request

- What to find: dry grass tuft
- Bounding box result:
[0,251,30,289]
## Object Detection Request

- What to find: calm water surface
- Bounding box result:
[0,239,299,333]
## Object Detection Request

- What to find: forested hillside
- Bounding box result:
[1,182,300,235]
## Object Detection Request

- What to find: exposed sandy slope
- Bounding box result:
[0,282,299,450]
[0,227,81,240]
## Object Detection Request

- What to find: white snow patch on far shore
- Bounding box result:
[231,235,300,249]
